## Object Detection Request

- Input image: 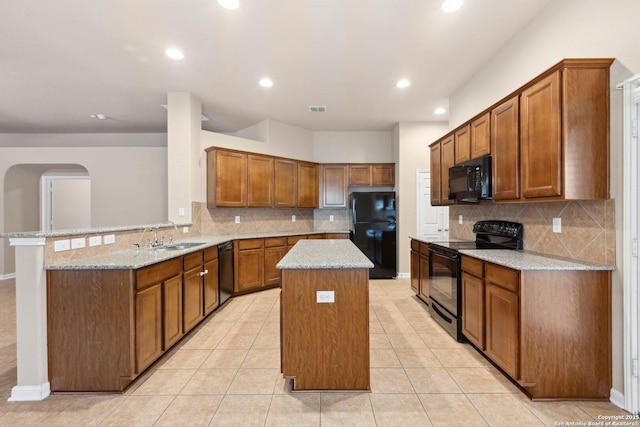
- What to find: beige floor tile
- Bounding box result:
[467,393,545,427]
[154,395,223,426]
[132,369,196,396]
[209,394,271,426]
[99,395,174,427]
[241,348,281,368]
[370,393,432,426]
[158,348,212,370]
[180,330,226,350]
[370,348,402,368]
[419,393,489,427]
[0,396,76,427]
[431,346,488,368]
[387,332,429,349]
[320,392,376,426]
[227,368,279,394]
[369,320,385,334]
[252,332,281,349]
[200,349,248,369]
[216,330,259,349]
[370,368,415,393]
[179,368,237,395]
[523,400,597,426]
[45,395,126,426]
[419,332,465,349]
[231,320,265,335]
[575,400,632,419]
[265,393,321,426]
[394,348,442,368]
[380,319,416,333]
[405,367,462,394]
[370,333,392,349]
[447,367,515,394]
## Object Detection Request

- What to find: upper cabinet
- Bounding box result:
[247,154,274,207]
[430,135,455,206]
[454,125,471,165]
[348,164,371,186]
[274,158,298,208]
[491,96,520,201]
[321,164,348,209]
[470,112,491,160]
[348,164,395,187]
[207,149,247,208]
[297,162,319,208]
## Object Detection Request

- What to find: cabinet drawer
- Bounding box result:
[287,235,306,246]
[265,237,286,248]
[485,263,519,292]
[203,246,218,262]
[237,238,264,250]
[137,257,182,290]
[184,251,203,271]
[411,239,420,252]
[462,256,484,278]
[307,233,325,239]
[419,242,429,256]
[326,233,349,240]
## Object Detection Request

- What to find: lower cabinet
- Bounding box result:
[135,283,163,374]
[163,275,184,349]
[183,251,205,332]
[410,241,419,294]
[409,239,430,305]
[264,237,287,287]
[484,282,519,378]
[461,272,484,349]
[203,246,219,315]
[235,238,265,293]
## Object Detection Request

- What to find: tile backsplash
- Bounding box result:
[449,199,615,265]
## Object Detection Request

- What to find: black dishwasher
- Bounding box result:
[218,241,234,306]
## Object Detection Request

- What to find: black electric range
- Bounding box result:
[427,220,524,342]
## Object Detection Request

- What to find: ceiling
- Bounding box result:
[0,0,555,135]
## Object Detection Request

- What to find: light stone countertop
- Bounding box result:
[44,230,349,270]
[459,249,615,271]
[277,240,374,270]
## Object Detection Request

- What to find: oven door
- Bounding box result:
[428,247,459,316]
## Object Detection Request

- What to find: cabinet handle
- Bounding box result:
[199,269,209,277]
[444,228,449,232]
[438,228,442,231]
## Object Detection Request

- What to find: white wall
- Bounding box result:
[312,131,393,163]
[447,0,639,402]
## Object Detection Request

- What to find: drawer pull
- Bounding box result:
[199,269,209,277]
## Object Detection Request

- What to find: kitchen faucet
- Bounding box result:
[137,220,178,249]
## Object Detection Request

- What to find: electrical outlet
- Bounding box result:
[316,291,335,303]
[329,215,334,222]
[183,226,189,233]
[459,215,463,225]
[552,217,562,233]
[178,207,185,217]
[235,216,240,224]
[104,234,115,244]
[71,238,86,249]
[291,215,296,222]
[54,239,71,252]
[89,236,102,247]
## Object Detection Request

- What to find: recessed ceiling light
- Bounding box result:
[396,79,411,89]
[259,78,273,88]
[165,48,184,60]
[218,0,239,9]
[434,107,447,115]
[90,114,107,120]
[442,0,463,12]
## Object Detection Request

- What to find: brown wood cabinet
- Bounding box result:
[410,240,420,294]
[264,237,287,286]
[491,96,520,201]
[234,238,265,293]
[207,149,247,208]
[470,112,491,160]
[371,164,395,186]
[320,164,348,208]
[460,254,612,400]
[325,233,349,239]
[247,154,274,207]
[429,135,454,206]
[287,235,307,251]
[163,275,184,349]
[135,283,163,373]
[408,239,430,305]
[297,161,319,208]
[454,125,471,165]
[348,164,371,186]
[274,158,297,208]
[183,252,204,332]
[203,247,219,315]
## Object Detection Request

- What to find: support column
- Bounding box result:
[8,237,49,401]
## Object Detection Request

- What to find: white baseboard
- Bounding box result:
[0,272,16,281]
[610,387,627,412]
[396,272,410,279]
[8,383,50,402]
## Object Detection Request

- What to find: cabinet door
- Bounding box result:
[183,267,204,332]
[461,272,484,349]
[321,164,348,208]
[429,143,442,205]
[470,112,491,159]
[348,164,371,186]
[203,258,219,315]
[163,275,184,349]
[520,71,562,199]
[297,162,319,208]
[135,284,163,373]
[485,283,519,378]
[274,159,297,208]
[410,249,419,295]
[213,150,247,207]
[372,164,395,186]
[454,124,471,165]
[441,135,455,205]
[491,96,520,201]
[236,248,264,292]
[264,245,287,286]
[418,254,430,304]
[247,154,274,207]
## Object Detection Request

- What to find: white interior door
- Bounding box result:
[417,170,448,240]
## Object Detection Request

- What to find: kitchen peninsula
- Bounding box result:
[277,239,373,391]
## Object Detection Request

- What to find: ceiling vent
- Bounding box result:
[308,106,327,113]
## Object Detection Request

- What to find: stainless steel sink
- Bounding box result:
[152,242,206,251]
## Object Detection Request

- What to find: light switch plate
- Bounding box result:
[235,216,240,224]
[104,234,115,244]
[178,207,185,217]
[54,239,71,252]
[89,236,102,247]
[183,226,189,233]
[71,238,86,249]
[552,217,562,233]
[329,215,334,222]
[291,215,296,222]
[459,215,464,225]
[316,291,335,303]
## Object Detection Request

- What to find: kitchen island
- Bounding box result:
[277,239,373,391]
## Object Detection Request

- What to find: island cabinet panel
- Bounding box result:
[274,158,298,208]
[491,96,521,201]
[47,269,136,392]
[247,154,274,207]
[281,268,370,390]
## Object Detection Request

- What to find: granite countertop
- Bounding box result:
[277,240,374,270]
[45,230,350,271]
[459,249,615,271]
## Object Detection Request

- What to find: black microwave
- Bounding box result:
[448,155,492,202]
